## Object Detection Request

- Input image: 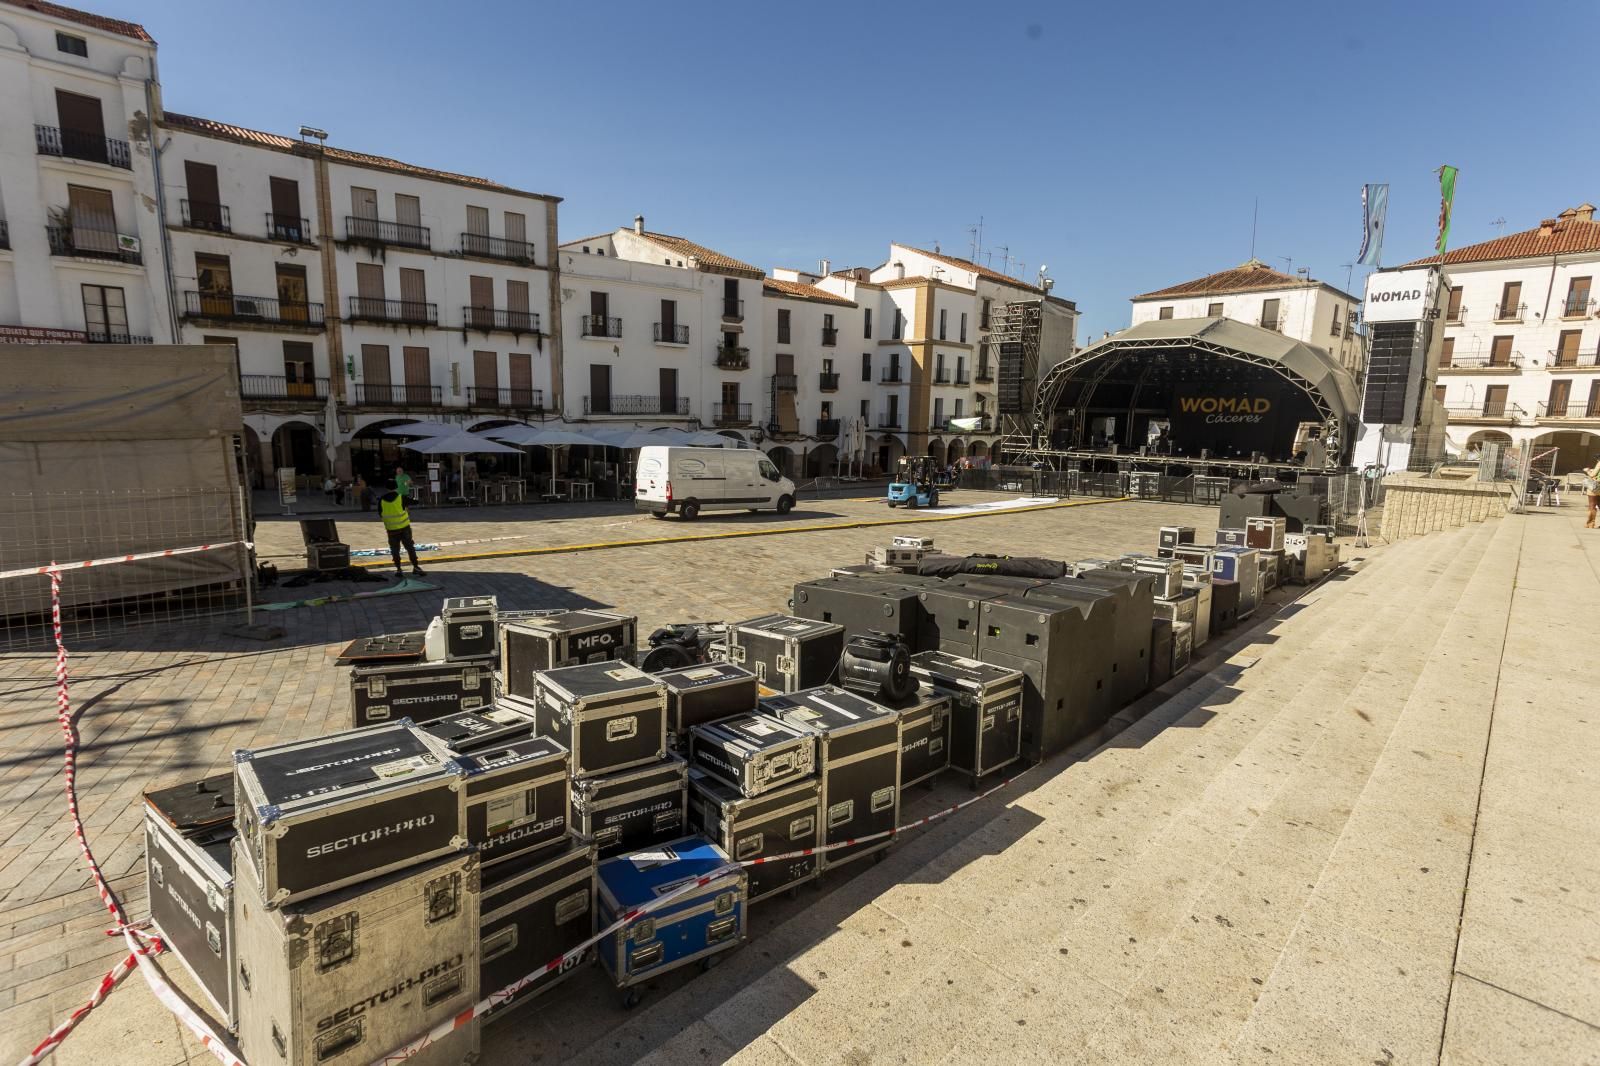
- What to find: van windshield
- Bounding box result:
[759,460,781,481]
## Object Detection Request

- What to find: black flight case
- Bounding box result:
[456,735,571,872]
[689,768,821,902]
[500,611,638,697]
[908,651,1024,787]
[894,684,953,789]
[418,704,536,755]
[655,661,759,751]
[530,662,666,778]
[480,834,597,1021]
[349,659,492,729]
[569,755,689,858]
[726,614,845,692]
[762,686,900,873]
[688,712,816,797]
[791,576,931,650]
[441,595,498,661]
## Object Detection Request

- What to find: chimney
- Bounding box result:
[894,261,905,280]
[1538,218,1557,237]
[633,214,644,235]
[1576,203,1597,223]
[819,258,831,276]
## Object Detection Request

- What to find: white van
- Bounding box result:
[634,446,796,520]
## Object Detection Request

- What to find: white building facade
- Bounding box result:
[1129,259,1365,378]
[0,0,170,346]
[1420,205,1600,472]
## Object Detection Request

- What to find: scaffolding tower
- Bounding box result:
[990,300,1047,463]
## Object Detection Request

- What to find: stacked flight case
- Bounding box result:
[724,614,845,692]
[908,651,1024,786]
[656,662,760,751]
[500,610,638,697]
[791,577,931,648]
[762,686,900,873]
[479,833,598,1020]
[893,684,953,790]
[349,658,492,729]
[688,769,821,902]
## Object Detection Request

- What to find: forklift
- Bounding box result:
[887,455,942,508]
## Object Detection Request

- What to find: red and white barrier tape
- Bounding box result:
[369,764,1032,1064]
[0,542,252,582]
[20,573,243,1066]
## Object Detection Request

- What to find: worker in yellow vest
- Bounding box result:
[378,480,425,577]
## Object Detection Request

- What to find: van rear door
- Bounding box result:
[636,450,668,502]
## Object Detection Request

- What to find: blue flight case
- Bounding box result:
[596,835,747,1007]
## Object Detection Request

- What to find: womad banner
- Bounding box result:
[1170,390,1284,456]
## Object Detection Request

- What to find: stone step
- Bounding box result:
[1223,515,1525,1065]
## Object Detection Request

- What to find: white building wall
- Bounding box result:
[1130,285,1363,375]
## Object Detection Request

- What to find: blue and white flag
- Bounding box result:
[1358,183,1388,267]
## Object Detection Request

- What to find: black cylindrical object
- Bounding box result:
[839,631,913,704]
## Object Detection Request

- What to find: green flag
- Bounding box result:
[1435,165,1459,255]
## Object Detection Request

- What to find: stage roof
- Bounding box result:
[1054,317,1362,424]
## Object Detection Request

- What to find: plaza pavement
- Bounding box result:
[0,493,1594,1063]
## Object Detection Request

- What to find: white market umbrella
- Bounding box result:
[589,428,688,449]
[683,430,749,447]
[403,430,520,501]
[383,420,459,437]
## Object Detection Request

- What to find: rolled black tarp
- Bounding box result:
[918,553,1067,579]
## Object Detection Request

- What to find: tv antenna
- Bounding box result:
[1490,216,1507,236]
[1340,262,1355,291]
[968,217,983,261]
[1279,256,1294,276]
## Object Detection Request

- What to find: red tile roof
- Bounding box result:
[0,0,152,43]
[1134,259,1320,300]
[1399,210,1600,267]
[762,277,856,307]
[640,231,764,279]
[895,245,1043,293]
[160,112,559,201]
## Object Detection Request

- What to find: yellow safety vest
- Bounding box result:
[380,494,411,532]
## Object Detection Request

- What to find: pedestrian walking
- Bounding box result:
[1584,458,1600,529]
[355,474,371,512]
[394,464,414,503]
[378,479,426,577]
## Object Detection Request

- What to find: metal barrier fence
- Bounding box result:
[0,488,253,651]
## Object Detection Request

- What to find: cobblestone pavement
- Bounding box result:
[0,494,1211,1063]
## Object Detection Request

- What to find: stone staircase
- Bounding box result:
[533,517,1571,1065]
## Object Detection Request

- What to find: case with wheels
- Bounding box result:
[569,755,689,858]
[596,836,747,1000]
[908,652,1023,785]
[349,659,491,729]
[688,769,820,902]
[457,735,571,871]
[418,704,536,755]
[725,614,845,692]
[480,834,596,1021]
[500,612,638,696]
[440,595,498,661]
[688,712,815,797]
[656,662,759,750]
[894,685,952,789]
[532,662,666,778]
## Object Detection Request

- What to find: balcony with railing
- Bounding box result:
[1548,348,1600,370]
[933,370,952,384]
[880,367,904,384]
[818,372,839,391]
[353,382,443,407]
[713,402,752,425]
[461,306,541,334]
[347,296,437,326]
[266,214,313,244]
[654,323,690,345]
[821,327,838,347]
[466,386,544,411]
[240,374,329,404]
[1535,399,1600,422]
[46,225,141,264]
[815,418,841,438]
[1438,353,1522,372]
[581,315,622,338]
[180,199,230,233]
[1445,304,1466,324]
[184,290,324,327]
[714,346,750,370]
[770,373,797,392]
[460,232,536,263]
[876,412,902,429]
[1562,295,1597,320]
[584,395,691,416]
[1443,401,1525,424]
[974,363,994,383]
[722,298,744,321]
[35,124,131,169]
[344,215,431,250]
[955,370,970,385]
[0,219,8,250]
[1494,302,1526,324]
[85,330,153,344]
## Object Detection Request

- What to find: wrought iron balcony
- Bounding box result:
[876,414,902,429]
[955,371,970,385]
[714,346,750,370]
[344,215,431,250]
[347,296,437,326]
[84,330,153,344]
[240,374,329,403]
[771,373,797,392]
[46,225,141,264]
[1494,302,1526,323]
[654,323,690,344]
[1536,400,1600,420]
[1438,353,1521,371]
[353,383,443,407]
[1563,296,1596,318]
[0,219,8,250]
[184,291,324,326]
[35,124,131,169]
[713,402,752,425]
[467,386,544,410]
[180,199,230,233]
[1548,348,1600,369]
[583,395,691,416]
[460,232,536,263]
[934,371,952,384]
[815,418,841,438]
[722,298,744,321]
[582,314,622,338]
[1442,401,1525,423]
[818,372,839,391]
[267,214,313,244]
[880,368,904,384]
[461,306,541,334]
[1446,305,1466,324]
[974,364,994,383]
[821,327,838,347]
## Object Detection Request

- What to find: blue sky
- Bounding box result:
[114,0,1596,339]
